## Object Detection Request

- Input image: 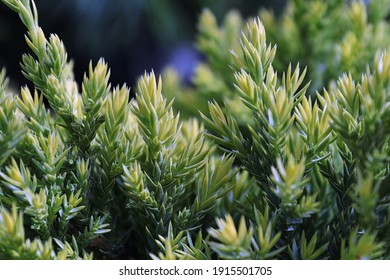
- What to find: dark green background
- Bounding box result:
[0,0,286,87]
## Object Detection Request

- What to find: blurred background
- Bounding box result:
[0,0,286,88]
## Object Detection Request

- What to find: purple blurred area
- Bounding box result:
[166,44,203,83]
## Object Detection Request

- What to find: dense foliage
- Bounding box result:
[0,0,389,260]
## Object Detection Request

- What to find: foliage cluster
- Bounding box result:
[0,0,389,260]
